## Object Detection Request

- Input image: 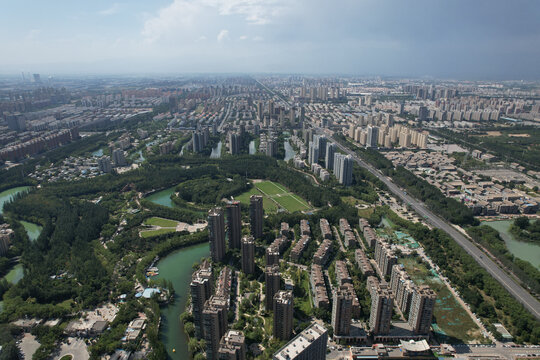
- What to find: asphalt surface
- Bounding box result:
[325,130,540,321]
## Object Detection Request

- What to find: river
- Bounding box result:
[0,186,31,214]
[482,220,540,269]
[146,188,210,358]
[210,141,222,159]
[155,243,210,359]
[284,139,297,161]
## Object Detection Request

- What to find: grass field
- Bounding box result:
[235,187,278,212]
[143,217,179,227]
[399,257,484,343]
[236,181,311,213]
[140,228,176,238]
[255,181,284,195]
[274,194,310,213]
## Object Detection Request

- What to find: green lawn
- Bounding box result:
[274,194,310,213]
[140,228,176,238]
[143,217,179,227]
[235,187,278,212]
[236,180,312,213]
[255,181,284,196]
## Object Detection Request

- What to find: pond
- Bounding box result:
[482,220,540,269]
[155,243,210,359]
[146,187,176,208]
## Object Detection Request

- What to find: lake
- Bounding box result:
[155,243,210,359]
[482,220,540,269]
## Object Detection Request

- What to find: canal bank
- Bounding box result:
[155,242,209,359]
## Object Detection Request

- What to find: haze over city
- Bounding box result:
[1,0,540,79]
[1,1,540,360]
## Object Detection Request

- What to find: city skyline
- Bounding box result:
[1,0,540,79]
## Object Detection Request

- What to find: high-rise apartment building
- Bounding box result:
[273,322,328,360]
[369,284,393,335]
[333,153,353,186]
[98,156,112,173]
[226,201,242,249]
[208,207,226,262]
[218,330,246,360]
[191,261,214,338]
[366,126,379,148]
[408,285,436,334]
[112,149,127,167]
[273,291,294,340]
[203,296,229,360]
[325,142,336,170]
[241,236,255,274]
[331,286,353,336]
[315,135,327,158]
[250,195,264,239]
[308,141,319,165]
[229,132,240,155]
[265,265,281,310]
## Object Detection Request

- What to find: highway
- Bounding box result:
[322,129,540,321]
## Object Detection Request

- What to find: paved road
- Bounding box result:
[324,130,540,321]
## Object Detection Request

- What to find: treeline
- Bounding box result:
[511,217,540,243]
[334,134,477,226]
[384,209,540,343]
[177,174,251,204]
[467,225,540,294]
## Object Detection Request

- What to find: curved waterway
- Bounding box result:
[0,186,31,214]
[482,220,540,269]
[155,243,210,359]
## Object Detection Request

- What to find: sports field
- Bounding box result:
[236,181,311,213]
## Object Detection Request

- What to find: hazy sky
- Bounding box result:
[1,0,539,79]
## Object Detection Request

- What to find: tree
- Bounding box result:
[0,341,22,360]
[514,216,529,229]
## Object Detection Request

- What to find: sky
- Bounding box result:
[1,0,540,79]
